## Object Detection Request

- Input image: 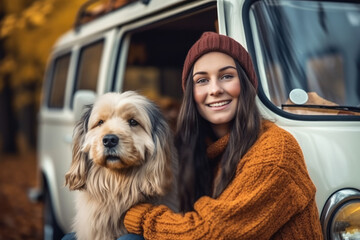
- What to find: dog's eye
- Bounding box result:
[128,119,139,127]
[97,120,104,127]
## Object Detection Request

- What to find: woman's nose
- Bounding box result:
[209,79,223,96]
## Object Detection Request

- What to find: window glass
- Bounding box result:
[48,53,71,108]
[73,40,104,105]
[118,6,218,129]
[249,0,360,116]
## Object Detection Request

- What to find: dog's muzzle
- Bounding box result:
[103,134,119,148]
[103,134,122,163]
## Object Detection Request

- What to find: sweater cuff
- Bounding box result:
[124,203,154,235]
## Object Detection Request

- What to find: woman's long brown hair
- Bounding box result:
[175,60,261,212]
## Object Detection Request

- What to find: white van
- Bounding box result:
[37,0,360,239]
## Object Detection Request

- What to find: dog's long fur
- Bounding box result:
[65,91,177,240]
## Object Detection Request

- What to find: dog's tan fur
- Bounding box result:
[65,91,177,240]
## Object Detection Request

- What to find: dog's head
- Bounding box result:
[65,91,174,195]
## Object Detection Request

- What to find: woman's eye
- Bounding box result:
[97,120,104,127]
[195,78,207,84]
[129,119,139,127]
[221,74,233,80]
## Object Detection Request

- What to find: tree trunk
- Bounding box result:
[0,75,18,154]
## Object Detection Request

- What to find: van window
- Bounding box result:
[117,5,218,129]
[249,0,360,117]
[72,40,104,106]
[47,53,71,109]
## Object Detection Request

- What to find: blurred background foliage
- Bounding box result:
[0,0,88,154]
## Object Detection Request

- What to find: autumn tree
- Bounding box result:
[0,0,87,154]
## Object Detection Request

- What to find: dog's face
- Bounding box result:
[82,92,154,170]
[65,91,174,192]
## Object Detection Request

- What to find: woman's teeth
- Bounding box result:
[208,101,230,107]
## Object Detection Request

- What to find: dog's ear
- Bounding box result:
[141,103,176,195]
[65,105,92,190]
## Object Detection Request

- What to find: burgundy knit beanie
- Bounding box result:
[182,32,258,91]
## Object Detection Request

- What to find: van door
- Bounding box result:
[113,2,219,129]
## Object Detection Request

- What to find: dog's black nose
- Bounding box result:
[103,134,119,148]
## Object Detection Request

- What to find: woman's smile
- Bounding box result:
[207,100,231,108]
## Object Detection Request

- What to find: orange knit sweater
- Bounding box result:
[124,121,323,239]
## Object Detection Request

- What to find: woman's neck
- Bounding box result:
[211,123,230,138]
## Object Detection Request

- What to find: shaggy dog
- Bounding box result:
[65,91,177,240]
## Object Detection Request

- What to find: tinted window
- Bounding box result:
[72,40,104,106]
[48,53,71,108]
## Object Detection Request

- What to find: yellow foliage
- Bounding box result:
[0,14,17,37]
[23,0,54,27]
[14,90,34,111]
[12,62,42,88]
[0,56,16,75]
[0,0,55,37]
[0,0,89,110]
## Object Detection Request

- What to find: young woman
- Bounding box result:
[121,32,323,239]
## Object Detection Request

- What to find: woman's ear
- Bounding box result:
[65,106,92,190]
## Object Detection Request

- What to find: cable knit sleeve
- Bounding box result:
[124,123,319,239]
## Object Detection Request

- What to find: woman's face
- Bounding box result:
[192,52,241,137]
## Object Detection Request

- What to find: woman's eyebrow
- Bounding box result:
[219,66,237,72]
[193,66,237,78]
[193,71,207,78]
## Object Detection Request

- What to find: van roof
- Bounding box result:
[53,0,190,49]
[73,0,149,30]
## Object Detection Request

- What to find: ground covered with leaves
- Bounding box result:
[0,152,43,240]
